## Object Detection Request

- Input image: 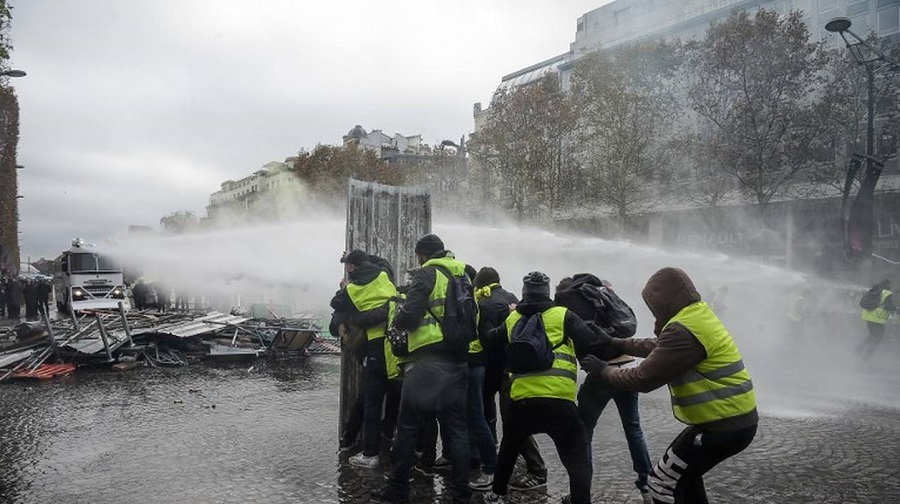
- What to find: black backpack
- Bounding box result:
[860,287,882,311]
[506,313,562,374]
[565,273,637,338]
[426,265,478,347]
[368,254,395,283]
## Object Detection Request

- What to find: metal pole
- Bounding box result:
[118,301,133,347]
[95,313,114,362]
[68,302,80,332]
[42,306,59,359]
[867,64,876,172]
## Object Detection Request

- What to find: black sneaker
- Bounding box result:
[413,462,434,476]
[371,484,409,503]
[433,456,452,470]
[509,473,547,491]
[382,472,414,483]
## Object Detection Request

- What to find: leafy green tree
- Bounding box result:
[292,144,403,198]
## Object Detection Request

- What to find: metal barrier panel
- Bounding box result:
[339,179,431,439]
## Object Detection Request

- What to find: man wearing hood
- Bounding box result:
[331,250,398,467]
[372,234,473,504]
[582,267,757,504]
[481,271,611,504]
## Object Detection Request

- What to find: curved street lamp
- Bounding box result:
[826,17,900,261]
[1,69,26,78]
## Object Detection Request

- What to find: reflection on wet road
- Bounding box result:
[0,356,898,503]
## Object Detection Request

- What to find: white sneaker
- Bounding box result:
[640,488,653,504]
[349,452,379,469]
[469,472,493,491]
[483,491,503,503]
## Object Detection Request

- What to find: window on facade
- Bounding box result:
[848,0,868,5]
[879,5,900,34]
[851,15,869,35]
[820,0,839,12]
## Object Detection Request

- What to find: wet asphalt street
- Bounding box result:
[0,354,898,504]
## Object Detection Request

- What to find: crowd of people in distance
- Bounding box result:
[331,233,758,504]
[0,276,51,321]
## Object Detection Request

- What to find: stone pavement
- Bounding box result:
[0,356,897,503]
[340,390,900,503]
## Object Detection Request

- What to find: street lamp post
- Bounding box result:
[825,17,900,262]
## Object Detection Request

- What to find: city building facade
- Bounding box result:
[206,160,300,222]
[342,124,424,160]
[473,0,900,280]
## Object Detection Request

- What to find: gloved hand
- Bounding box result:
[586,322,613,346]
[580,355,609,375]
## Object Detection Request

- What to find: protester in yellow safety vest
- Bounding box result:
[330,250,398,469]
[858,279,895,358]
[474,267,549,492]
[372,234,473,504]
[479,272,612,504]
[582,267,757,504]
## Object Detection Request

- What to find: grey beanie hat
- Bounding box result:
[522,271,551,301]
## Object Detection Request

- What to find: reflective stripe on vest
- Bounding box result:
[384,300,401,378]
[861,289,891,324]
[406,256,466,354]
[505,306,577,402]
[666,301,756,425]
[346,270,397,341]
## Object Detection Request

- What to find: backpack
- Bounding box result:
[368,254,395,283]
[425,265,478,348]
[506,313,563,374]
[860,287,882,311]
[564,273,637,338]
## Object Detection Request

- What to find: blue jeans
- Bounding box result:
[467,365,497,474]
[577,377,653,491]
[387,358,471,502]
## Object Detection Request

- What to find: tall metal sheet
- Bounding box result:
[339,179,431,438]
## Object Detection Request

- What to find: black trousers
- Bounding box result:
[492,398,591,504]
[648,424,757,504]
[497,376,547,477]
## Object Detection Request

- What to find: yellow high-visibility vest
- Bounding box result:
[346,270,397,342]
[405,256,466,354]
[861,290,892,324]
[506,306,577,402]
[666,301,756,425]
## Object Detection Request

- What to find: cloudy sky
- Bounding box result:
[8,0,612,260]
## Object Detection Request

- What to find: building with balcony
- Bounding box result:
[342,124,424,160]
[206,161,300,222]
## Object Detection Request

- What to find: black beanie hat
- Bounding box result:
[341,249,369,267]
[522,271,550,301]
[474,267,500,289]
[415,234,444,257]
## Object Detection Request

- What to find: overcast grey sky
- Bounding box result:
[10,0,610,260]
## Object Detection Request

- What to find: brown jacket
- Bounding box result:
[601,267,758,431]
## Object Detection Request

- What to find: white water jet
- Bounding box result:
[103,215,900,418]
